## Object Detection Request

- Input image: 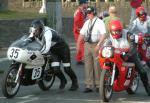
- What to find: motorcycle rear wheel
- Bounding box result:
[100,69,113,102]
[38,70,55,91]
[126,71,139,94]
[1,64,21,98]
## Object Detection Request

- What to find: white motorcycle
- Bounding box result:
[1,35,55,98]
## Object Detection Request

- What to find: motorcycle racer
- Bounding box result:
[128,6,150,69]
[104,19,150,96]
[128,6,150,34]
[28,19,79,91]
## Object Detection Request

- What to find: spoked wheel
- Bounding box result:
[100,69,113,102]
[126,71,139,94]
[2,64,21,98]
[38,69,55,91]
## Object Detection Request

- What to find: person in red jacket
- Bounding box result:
[73,0,88,65]
[130,0,143,24]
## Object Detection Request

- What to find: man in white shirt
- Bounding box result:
[77,6,107,93]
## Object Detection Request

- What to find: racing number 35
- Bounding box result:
[10,48,20,59]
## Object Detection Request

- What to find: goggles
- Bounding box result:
[111,30,122,35]
[138,11,147,17]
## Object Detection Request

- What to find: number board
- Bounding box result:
[32,67,42,80]
[8,47,21,59]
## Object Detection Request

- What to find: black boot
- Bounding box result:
[54,69,67,90]
[140,72,150,96]
[64,68,79,91]
[144,84,150,96]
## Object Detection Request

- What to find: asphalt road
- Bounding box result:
[0,48,150,103]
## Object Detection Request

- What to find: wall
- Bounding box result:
[0,0,8,10]
[0,18,46,48]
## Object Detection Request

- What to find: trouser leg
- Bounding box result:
[140,71,150,96]
[133,54,150,96]
[53,67,67,89]
[51,42,79,91]
[84,43,94,88]
[50,54,67,90]
[64,67,79,91]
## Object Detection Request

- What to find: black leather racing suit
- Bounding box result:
[125,32,150,96]
[29,26,78,91]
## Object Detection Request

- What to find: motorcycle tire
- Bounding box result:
[1,64,21,98]
[38,72,55,91]
[126,71,139,94]
[100,69,113,102]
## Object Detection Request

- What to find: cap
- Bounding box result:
[86,6,96,14]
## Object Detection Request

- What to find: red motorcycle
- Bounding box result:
[98,46,139,102]
[136,33,150,68]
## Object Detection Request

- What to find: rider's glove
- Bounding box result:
[121,52,129,61]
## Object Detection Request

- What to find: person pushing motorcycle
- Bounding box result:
[27,19,79,91]
[104,19,150,96]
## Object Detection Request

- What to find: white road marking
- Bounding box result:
[18,95,34,99]
[17,97,38,103]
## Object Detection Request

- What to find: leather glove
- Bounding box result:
[121,52,129,61]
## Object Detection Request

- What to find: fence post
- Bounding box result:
[46,0,62,34]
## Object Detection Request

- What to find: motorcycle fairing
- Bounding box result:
[113,62,135,92]
[7,35,45,67]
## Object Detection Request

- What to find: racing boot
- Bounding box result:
[64,68,79,91]
[144,84,150,96]
[140,71,150,96]
[54,69,67,90]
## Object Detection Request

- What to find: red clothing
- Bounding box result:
[130,0,143,8]
[73,7,85,62]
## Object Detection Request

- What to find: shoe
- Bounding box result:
[76,61,84,65]
[59,80,67,90]
[83,88,93,93]
[69,83,79,91]
[96,88,99,93]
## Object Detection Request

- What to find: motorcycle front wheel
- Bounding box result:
[100,69,113,102]
[1,64,21,98]
[38,69,55,91]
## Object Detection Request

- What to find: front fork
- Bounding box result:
[15,64,22,83]
[110,64,116,86]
